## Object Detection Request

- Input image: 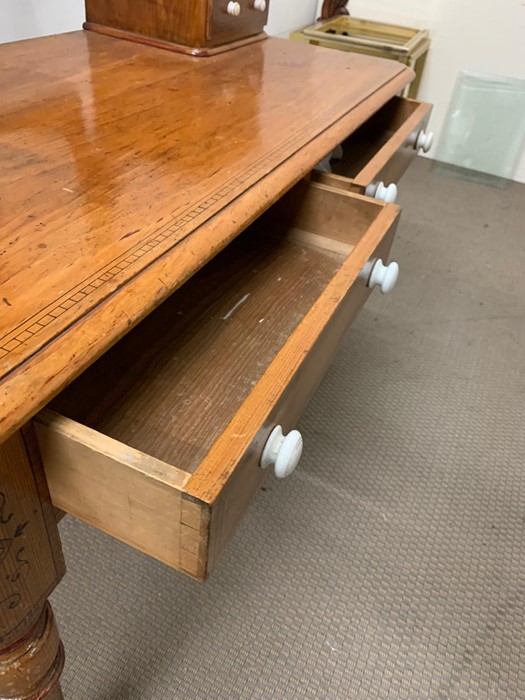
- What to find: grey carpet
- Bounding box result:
[52,158,525,699]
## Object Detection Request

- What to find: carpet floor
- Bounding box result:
[52,158,525,699]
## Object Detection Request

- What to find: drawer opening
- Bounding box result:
[37,181,399,578]
[334,96,422,178]
[49,182,382,474]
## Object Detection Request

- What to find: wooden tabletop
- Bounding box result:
[0,31,412,442]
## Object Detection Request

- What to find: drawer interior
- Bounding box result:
[334,96,423,178]
[39,181,399,578]
[50,183,381,475]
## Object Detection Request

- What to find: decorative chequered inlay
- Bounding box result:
[0,100,353,368]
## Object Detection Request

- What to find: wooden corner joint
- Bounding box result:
[0,602,64,700]
[180,494,211,581]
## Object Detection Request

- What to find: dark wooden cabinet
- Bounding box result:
[84,0,270,56]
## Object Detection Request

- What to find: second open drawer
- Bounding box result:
[34,181,400,581]
[313,96,432,201]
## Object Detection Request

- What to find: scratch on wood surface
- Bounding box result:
[200,394,212,408]
[121,228,141,240]
[222,293,250,320]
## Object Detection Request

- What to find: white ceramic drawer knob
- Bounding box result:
[260,426,303,479]
[365,181,398,204]
[368,259,399,294]
[227,1,241,16]
[414,130,434,153]
[254,0,266,10]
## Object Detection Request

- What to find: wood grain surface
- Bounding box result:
[49,201,347,472]
[333,96,432,186]
[205,211,398,575]
[47,182,398,481]
[311,97,431,196]
[0,428,65,698]
[0,602,64,700]
[39,183,399,579]
[185,186,400,505]
[35,410,191,572]
[83,22,268,57]
[0,31,412,443]
[0,428,64,647]
[84,0,268,50]
[210,0,269,48]
[85,0,209,47]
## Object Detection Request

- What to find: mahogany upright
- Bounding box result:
[84,0,270,56]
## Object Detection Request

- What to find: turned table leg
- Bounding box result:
[0,426,66,699]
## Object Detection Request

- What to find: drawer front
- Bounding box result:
[203,223,397,575]
[210,0,268,46]
[314,96,432,195]
[36,183,400,581]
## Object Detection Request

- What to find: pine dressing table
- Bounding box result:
[0,3,432,696]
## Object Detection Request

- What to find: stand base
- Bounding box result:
[83,23,268,57]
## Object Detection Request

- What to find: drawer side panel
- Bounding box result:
[35,411,191,572]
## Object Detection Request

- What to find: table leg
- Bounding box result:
[45,687,65,700]
[0,426,66,699]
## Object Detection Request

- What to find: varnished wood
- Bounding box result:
[84,0,269,51]
[210,0,269,48]
[49,211,346,471]
[206,213,398,575]
[54,508,67,523]
[0,25,426,695]
[36,183,399,579]
[0,429,65,646]
[309,171,363,195]
[334,96,432,188]
[84,22,268,57]
[0,603,64,700]
[312,96,432,193]
[0,32,413,444]
[184,186,399,508]
[0,429,65,698]
[45,686,65,700]
[85,0,208,48]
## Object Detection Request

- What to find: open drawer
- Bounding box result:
[312,96,432,202]
[34,181,400,581]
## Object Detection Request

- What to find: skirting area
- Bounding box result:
[53,158,525,699]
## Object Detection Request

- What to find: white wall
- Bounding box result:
[316,0,525,182]
[0,0,84,43]
[266,0,317,37]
